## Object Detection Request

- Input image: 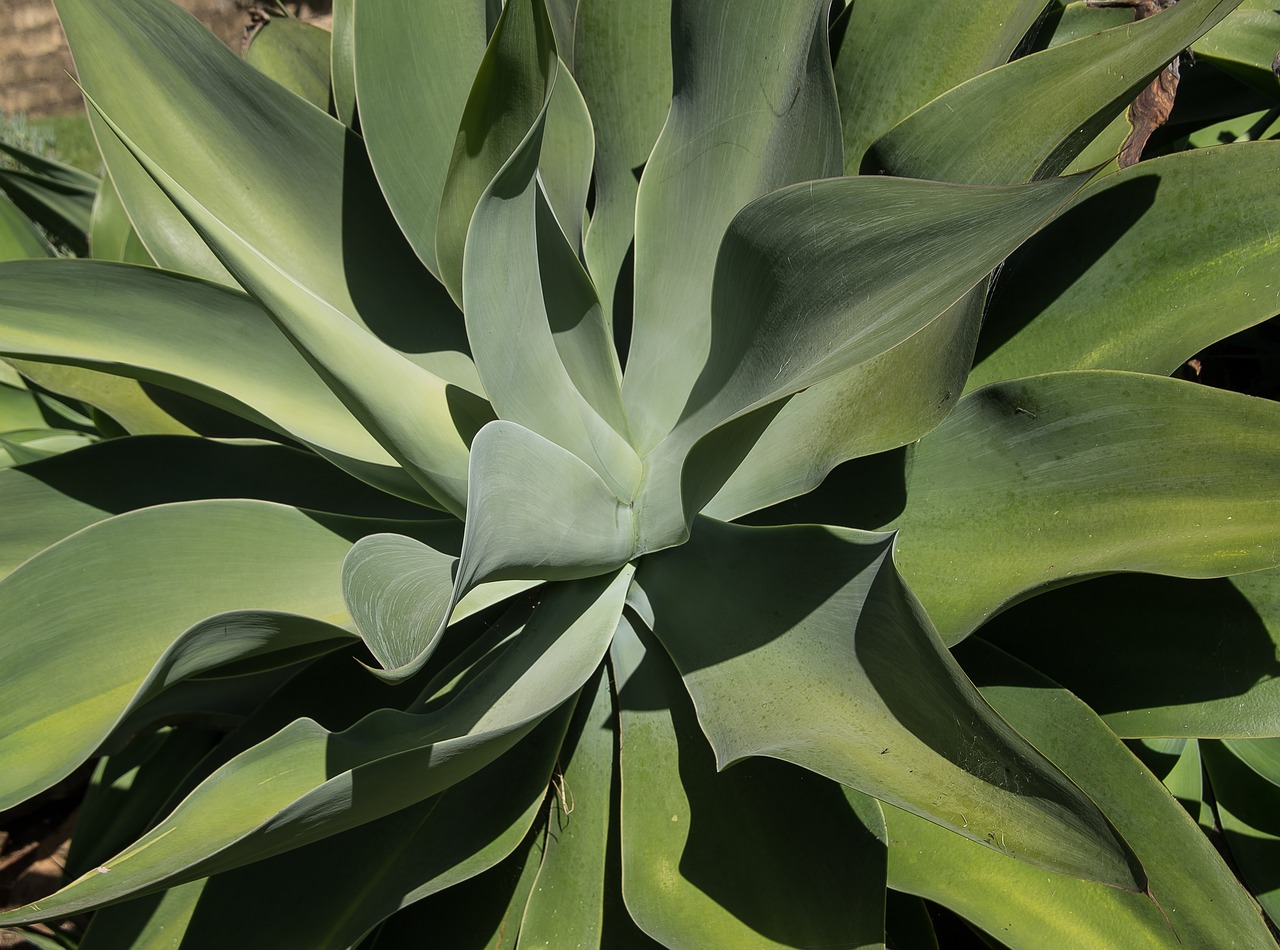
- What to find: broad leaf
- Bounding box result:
[622,0,843,452]
[574,0,672,325]
[613,615,888,949]
[243,15,333,111]
[0,192,54,260]
[833,0,1050,171]
[971,142,1280,390]
[515,667,614,949]
[891,372,1280,642]
[0,500,360,810]
[436,0,555,304]
[638,517,1143,891]
[57,0,488,514]
[355,0,489,275]
[977,569,1280,738]
[0,259,430,502]
[871,0,1244,183]
[636,172,1084,548]
[0,569,632,924]
[887,640,1277,949]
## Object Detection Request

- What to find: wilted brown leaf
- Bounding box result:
[1087,0,1182,167]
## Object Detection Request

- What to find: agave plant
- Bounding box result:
[1,0,1279,946]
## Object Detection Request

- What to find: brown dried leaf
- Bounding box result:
[1087,0,1182,167]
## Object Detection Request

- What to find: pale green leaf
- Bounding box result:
[516,668,614,949]
[0,500,359,811]
[574,0,671,325]
[891,373,1280,643]
[636,173,1083,548]
[871,0,1244,183]
[0,192,54,260]
[355,0,489,273]
[613,615,888,949]
[622,0,842,452]
[462,93,636,494]
[83,706,575,950]
[639,517,1144,892]
[887,640,1276,949]
[243,15,333,111]
[0,259,429,501]
[436,0,555,304]
[971,143,1280,391]
[977,569,1280,738]
[833,0,1050,171]
[0,569,632,924]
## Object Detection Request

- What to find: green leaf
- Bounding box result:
[0,500,361,811]
[638,517,1143,892]
[971,143,1280,391]
[1193,6,1280,99]
[538,59,594,254]
[0,568,631,924]
[67,726,222,882]
[83,705,575,950]
[0,166,94,255]
[0,192,54,260]
[871,0,1244,183]
[886,640,1276,949]
[462,85,636,494]
[341,529,537,680]
[976,569,1280,738]
[0,139,99,192]
[574,0,672,325]
[88,175,154,265]
[833,0,1050,172]
[436,0,556,303]
[355,0,489,275]
[622,0,842,452]
[0,435,429,582]
[243,15,333,111]
[0,259,430,501]
[515,667,613,949]
[330,0,356,125]
[56,0,488,513]
[892,373,1280,643]
[1203,740,1280,931]
[457,420,636,591]
[613,614,888,949]
[703,291,980,522]
[366,826,544,950]
[636,173,1084,547]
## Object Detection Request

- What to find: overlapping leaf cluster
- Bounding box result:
[1,0,1279,946]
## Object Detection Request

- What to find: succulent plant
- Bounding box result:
[1,0,1279,946]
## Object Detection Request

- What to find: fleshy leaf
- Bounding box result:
[436,0,556,304]
[613,614,888,949]
[886,640,1277,949]
[638,517,1144,892]
[515,667,614,948]
[977,569,1280,738]
[971,142,1280,390]
[622,0,843,452]
[636,172,1084,548]
[0,568,632,925]
[574,0,672,325]
[871,0,1244,183]
[833,0,1050,171]
[81,705,576,950]
[0,259,432,502]
[243,15,333,111]
[0,500,361,811]
[890,372,1280,643]
[355,0,489,275]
